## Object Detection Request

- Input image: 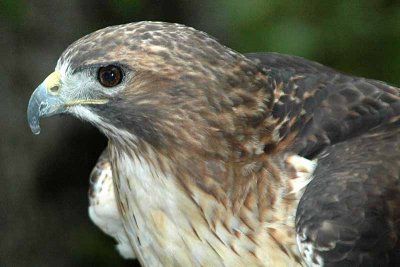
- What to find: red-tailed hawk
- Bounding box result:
[27,22,400,266]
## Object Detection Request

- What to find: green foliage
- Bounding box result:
[0,0,26,26]
[70,227,129,266]
[110,0,143,18]
[204,0,400,84]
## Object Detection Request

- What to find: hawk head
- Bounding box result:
[28,22,273,157]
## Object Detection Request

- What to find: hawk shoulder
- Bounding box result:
[247,52,400,266]
[246,52,400,158]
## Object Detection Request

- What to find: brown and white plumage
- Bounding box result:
[88,150,135,259]
[27,22,400,266]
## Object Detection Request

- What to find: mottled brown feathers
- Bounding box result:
[54,22,400,266]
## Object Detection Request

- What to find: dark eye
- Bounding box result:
[97,65,123,87]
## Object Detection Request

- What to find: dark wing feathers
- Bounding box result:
[247,53,400,266]
[296,119,400,266]
[247,52,400,158]
[246,52,339,75]
[292,76,399,158]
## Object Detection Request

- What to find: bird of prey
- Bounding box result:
[27,22,400,267]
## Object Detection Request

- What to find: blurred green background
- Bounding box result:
[1,0,400,266]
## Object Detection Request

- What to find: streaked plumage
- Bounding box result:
[88,150,135,259]
[27,22,400,266]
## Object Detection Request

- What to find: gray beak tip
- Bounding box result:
[27,87,43,135]
[29,123,41,135]
[27,82,65,135]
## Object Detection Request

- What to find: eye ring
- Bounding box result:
[97,65,123,87]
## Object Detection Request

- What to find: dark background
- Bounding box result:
[1,1,400,266]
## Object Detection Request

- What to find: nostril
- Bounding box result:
[49,85,59,93]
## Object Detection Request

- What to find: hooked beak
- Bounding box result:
[27,71,65,135]
[27,71,109,135]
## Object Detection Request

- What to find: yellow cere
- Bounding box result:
[44,71,61,93]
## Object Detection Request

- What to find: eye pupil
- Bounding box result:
[104,70,115,81]
[98,65,123,87]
